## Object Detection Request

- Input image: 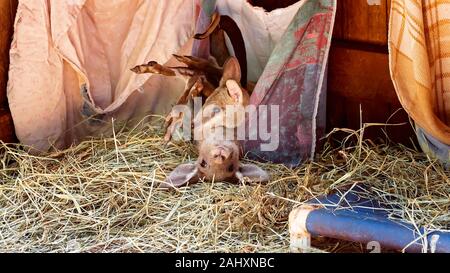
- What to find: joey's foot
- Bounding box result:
[131,61,176,76]
[164,108,186,143]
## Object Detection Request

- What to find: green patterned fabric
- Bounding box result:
[194,0,336,166]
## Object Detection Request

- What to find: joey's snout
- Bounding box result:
[211,146,232,164]
[196,142,240,181]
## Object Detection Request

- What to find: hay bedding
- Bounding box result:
[0,118,449,253]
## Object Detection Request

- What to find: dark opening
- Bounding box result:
[247,0,300,12]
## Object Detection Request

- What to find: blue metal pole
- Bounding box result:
[305,208,450,253]
[291,185,450,253]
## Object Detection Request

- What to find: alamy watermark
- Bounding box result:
[294,237,382,253]
[169,97,280,152]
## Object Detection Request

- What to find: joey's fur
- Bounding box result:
[131,14,268,188]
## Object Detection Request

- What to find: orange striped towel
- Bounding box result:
[389,0,450,145]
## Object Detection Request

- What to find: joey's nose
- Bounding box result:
[211,148,231,163]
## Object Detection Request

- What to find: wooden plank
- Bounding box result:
[327,94,415,145]
[387,0,392,17]
[0,0,17,142]
[0,109,15,143]
[327,39,415,145]
[0,0,17,107]
[333,0,388,45]
[328,0,413,144]
[328,41,398,103]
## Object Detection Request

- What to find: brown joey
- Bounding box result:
[163,57,269,188]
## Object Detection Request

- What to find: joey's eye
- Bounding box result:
[228,164,234,172]
[200,160,208,168]
[212,107,221,115]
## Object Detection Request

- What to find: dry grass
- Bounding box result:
[0,118,449,253]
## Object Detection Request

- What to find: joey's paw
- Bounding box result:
[164,109,185,142]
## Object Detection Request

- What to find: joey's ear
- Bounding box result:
[235,164,270,183]
[162,163,199,188]
[220,57,241,85]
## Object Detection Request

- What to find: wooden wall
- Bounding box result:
[327,0,415,145]
[0,0,17,143]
